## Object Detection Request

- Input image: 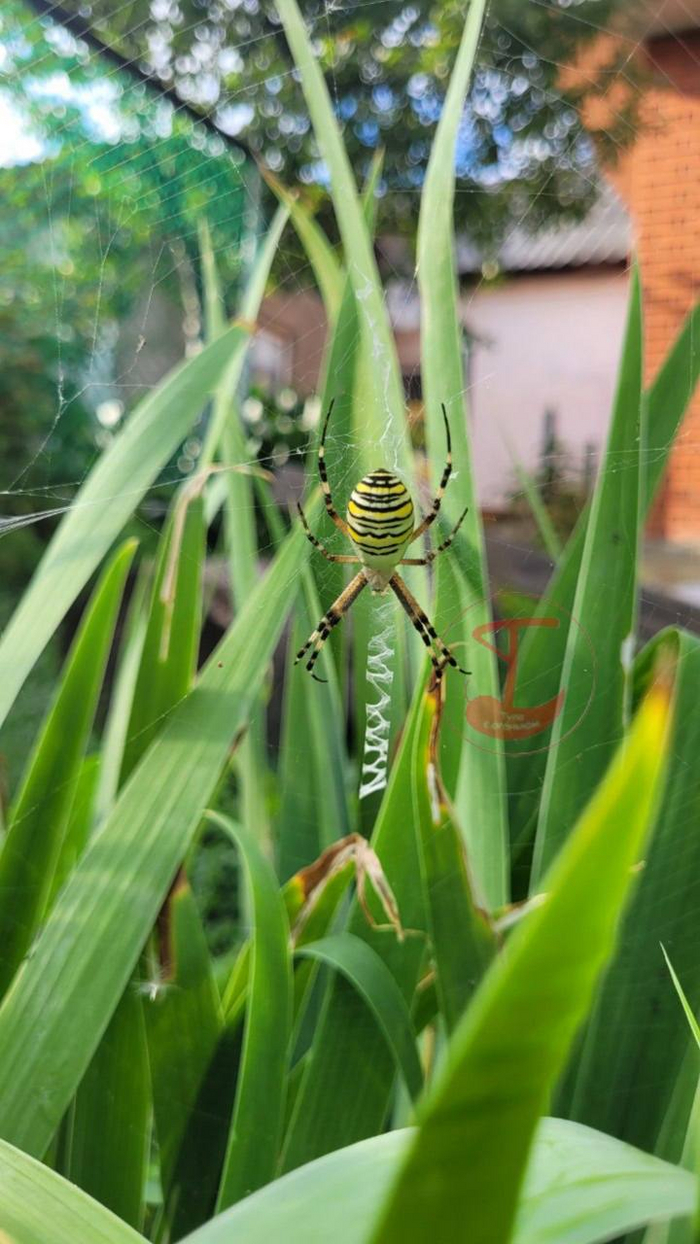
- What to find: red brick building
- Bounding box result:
[580,5,700,542]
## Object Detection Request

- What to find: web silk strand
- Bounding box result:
[359,595,395,800]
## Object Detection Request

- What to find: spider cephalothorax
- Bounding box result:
[296,402,469,682]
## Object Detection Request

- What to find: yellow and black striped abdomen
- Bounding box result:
[347,469,414,565]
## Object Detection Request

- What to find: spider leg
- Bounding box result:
[295,571,367,681]
[390,572,470,678]
[318,400,352,539]
[401,505,469,566]
[297,503,359,564]
[409,403,454,544]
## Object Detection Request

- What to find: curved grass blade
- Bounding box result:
[0,539,136,999]
[210,812,292,1212]
[509,451,563,562]
[415,0,506,910]
[0,512,312,1159]
[0,320,249,731]
[200,212,287,859]
[93,569,149,824]
[63,986,150,1231]
[277,572,350,881]
[295,933,423,1102]
[275,0,408,467]
[146,876,222,1212]
[121,496,204,783]
[178,1120,694,1244]
[73,493,206,1227]
[0,1137,147,1244]
[644,299,700,511]
[509,295,700,850]
[369,676,671,1244]
[530,267,643,883]
[410,677,495,1032]
[560,629,700,1157]
[198,207,288,467]
[281,674,431,1172]
[263,171,343,321]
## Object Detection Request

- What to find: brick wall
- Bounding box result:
[606,32,700,542]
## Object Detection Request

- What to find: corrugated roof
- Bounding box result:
[457,182,632,275]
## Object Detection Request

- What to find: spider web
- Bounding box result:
[1,0,699,946]
[2,3,700,1222]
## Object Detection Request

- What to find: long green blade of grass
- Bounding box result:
[281,677,430,1172]
[295,934,423,1102]
[62,986,150,1231]
[530,267,643,882]
[0,539,136,999]
[410,677,495,1032]
[277,575,350,881]
[121,496,205,784]
[560,629,700,1157]
[146,877,222,1212]
[644,300,700,511]
[509,296,700,850]
[202,210,288,859]
[0,321,248,732]
[68,490,207,1228]
[369,674,670,1244]
[212,813,292,1212]
[0,512,312,1158]
[275,0,408,464]
[199,207,288,467]
[263,171,344,321]
[0,1138,147,1244]
[416,0,506,910]
[510,452,563,562]
[178,1119,694,1244]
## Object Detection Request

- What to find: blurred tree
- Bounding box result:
[20,0,642,250]
[0,0,249,549]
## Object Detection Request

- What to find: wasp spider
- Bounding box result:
[295,402,469,683]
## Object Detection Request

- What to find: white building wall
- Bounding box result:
[463,268,631,509]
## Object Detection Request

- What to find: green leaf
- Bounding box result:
[177,1120,695,1244]
[509,295,700,851]
[277,573,350,881]
[0,1137,147,1244]
[275,0,411,483]
[416,0,507,910]
[62,986,150,1230]
[0,539,136,999]
[561,630,700,1156]
[531,267,643,882]
[369,677,670,1244]
[211,813,292,1211]
[49,755,100,902]
[201,211,287,859]
[295,934,423,1102]
[93,570,149,823]
[121,496,205,783]
[0,513,310,1159]
[0,320,249,731]
[199,207,288,466]
[79,491,206,1228]
[509,451,563,562]
[146,877,222,1205]
[410,682,495,1032]
[644,299,700,511]
[263,172,343,321]
[281,678,429,1172]
[514,1118,695,1244]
